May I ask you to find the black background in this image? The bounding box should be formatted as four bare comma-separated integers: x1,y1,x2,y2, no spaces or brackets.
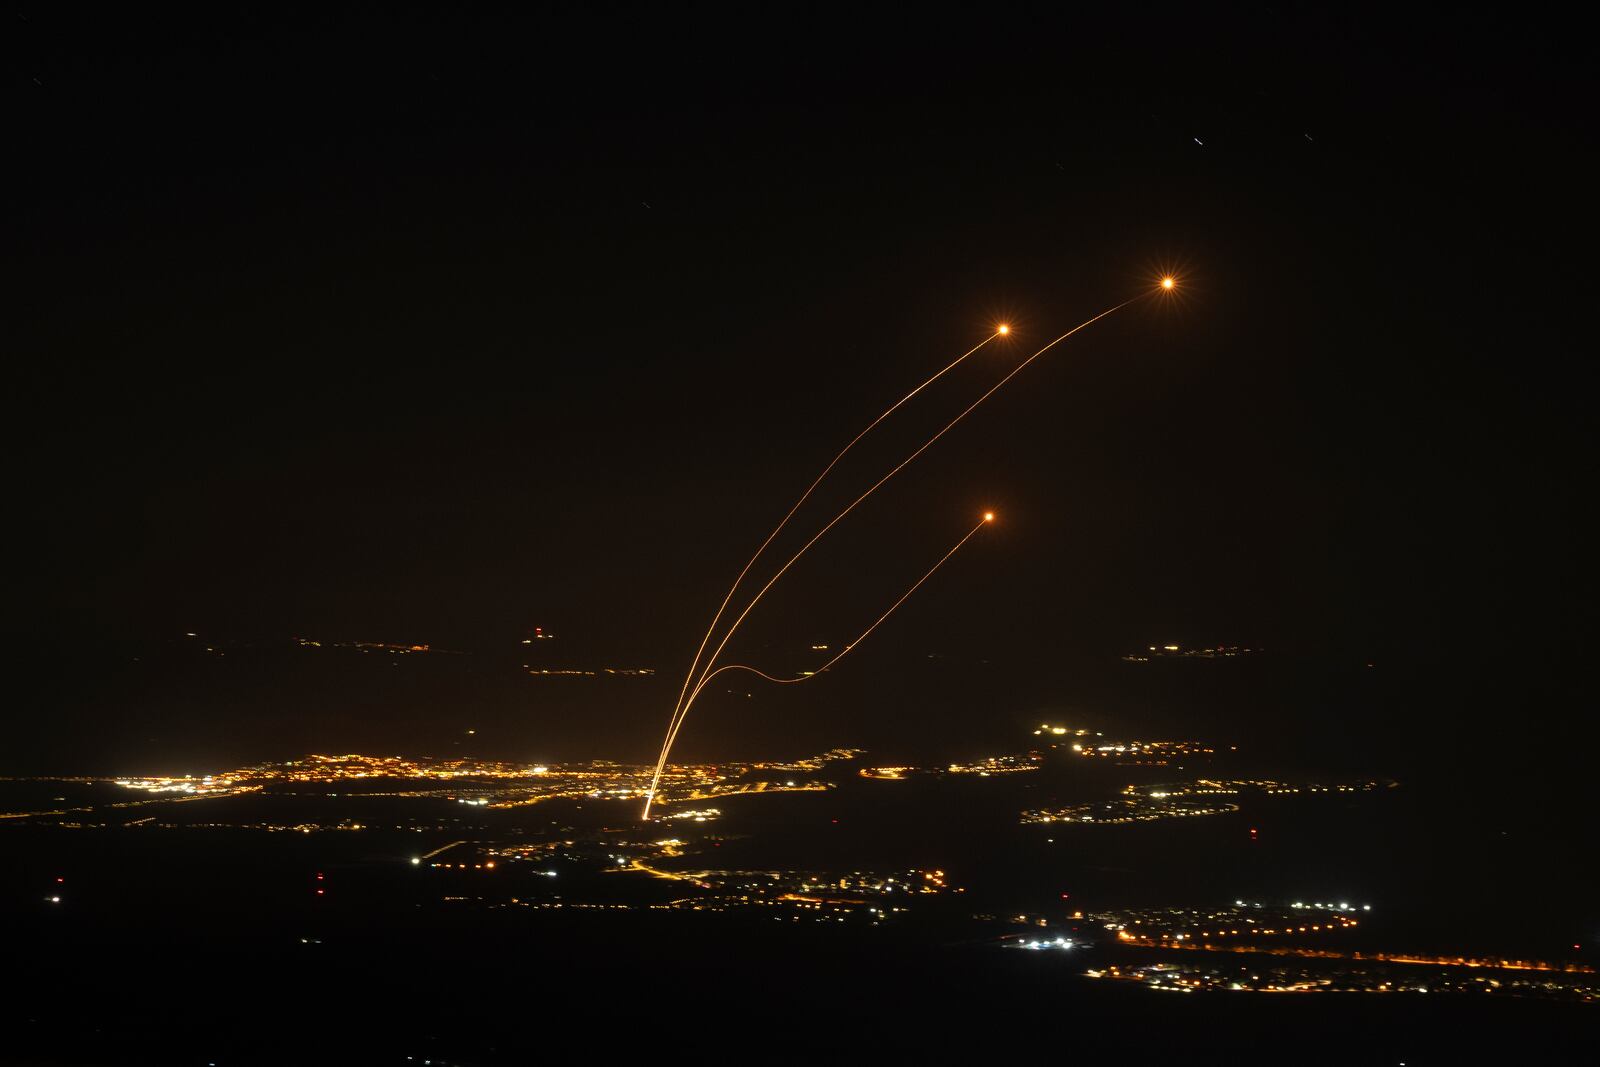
8,8,1593,792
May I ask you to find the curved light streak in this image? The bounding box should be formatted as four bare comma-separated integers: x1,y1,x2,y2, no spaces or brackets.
660,331,1002,763
643,292,1148,817
644,516,987,818
688,516,987,701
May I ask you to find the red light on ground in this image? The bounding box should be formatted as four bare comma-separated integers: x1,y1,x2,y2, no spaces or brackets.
316,873,324,880
315,889,325,895
56,877,65,883
1249,828,1258,839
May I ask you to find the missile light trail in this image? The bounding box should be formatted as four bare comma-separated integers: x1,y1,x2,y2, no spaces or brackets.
643,514,991,820
660,331,1008,745
672,292,1145,703
685,515,990,705
644,285,1164,818
650,329,1009,810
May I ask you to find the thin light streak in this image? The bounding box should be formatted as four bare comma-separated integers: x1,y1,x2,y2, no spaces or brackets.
662,331,1001,744
644,292,1149,818
689,516,987,700
677,296,1138,711
650,331,1003,810
646,516,988,819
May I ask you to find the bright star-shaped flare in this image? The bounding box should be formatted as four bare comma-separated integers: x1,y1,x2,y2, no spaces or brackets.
996,324,1010,336
983,511,995,523
1161,276,1175,290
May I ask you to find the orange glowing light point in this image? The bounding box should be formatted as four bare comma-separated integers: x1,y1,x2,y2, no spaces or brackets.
983,512,995,522
1161,276,1175,290
996,324,1010,336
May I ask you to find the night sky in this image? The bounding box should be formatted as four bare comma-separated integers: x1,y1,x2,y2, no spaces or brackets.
8,10,1591,783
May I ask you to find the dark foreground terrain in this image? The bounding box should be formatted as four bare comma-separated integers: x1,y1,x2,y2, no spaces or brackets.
9,907,1593,1065
5,797,1593,1066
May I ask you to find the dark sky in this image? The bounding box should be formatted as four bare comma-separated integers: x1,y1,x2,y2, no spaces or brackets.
7,9,1592,775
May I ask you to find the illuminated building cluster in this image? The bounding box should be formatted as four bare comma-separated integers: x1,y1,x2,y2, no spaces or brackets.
751,748,863,772
997,896,1597,1003
113,753,552,794
946,754,1040,775
1069,740,1216,764
1021,794,1237,825
1085,962,1597,1001
656,807,720,822
651,867,952,923
858,755,1039,779
137,819,369,833
1030,724,1222,765
1130,936,1598,974
1032,724,1099,739
101,752,840,802
420,829,955,926
1013,937,1077,951
1120,644,1258,662
294,637,433,654
2,750,851,828
652,778,831,807
1021,777,1393,825
1094,901,1369,945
